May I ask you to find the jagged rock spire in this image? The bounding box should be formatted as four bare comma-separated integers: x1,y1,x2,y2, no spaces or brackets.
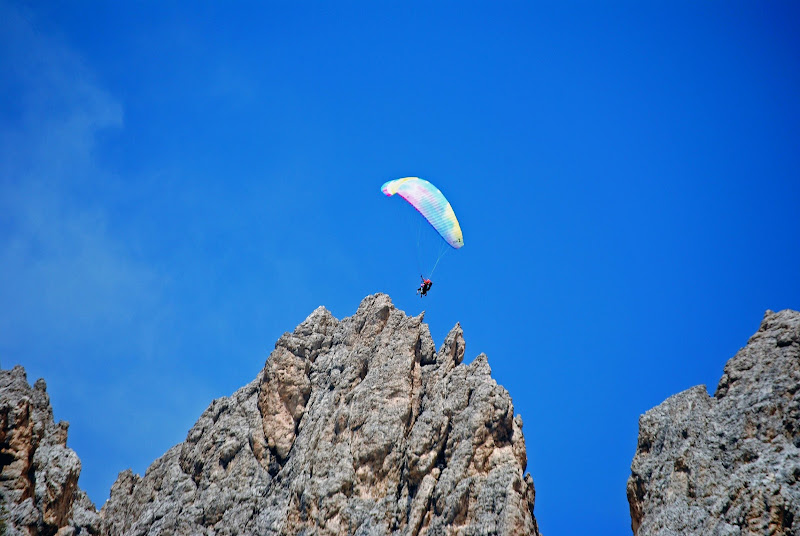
0,365,99,535
99,294,540,535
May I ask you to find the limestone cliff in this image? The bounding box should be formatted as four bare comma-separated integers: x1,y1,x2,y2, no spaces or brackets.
0,365,99,536
627,309,800,535
99,293,540,535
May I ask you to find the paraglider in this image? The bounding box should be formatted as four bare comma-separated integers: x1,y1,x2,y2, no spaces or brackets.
381,177,463,296
417,276,433,297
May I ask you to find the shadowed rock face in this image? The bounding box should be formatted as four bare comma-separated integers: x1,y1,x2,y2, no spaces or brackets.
628,309,800,536
0,365,99,536
100,293,540,535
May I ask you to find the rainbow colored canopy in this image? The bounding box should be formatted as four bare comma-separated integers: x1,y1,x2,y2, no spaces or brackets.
381,177,464,249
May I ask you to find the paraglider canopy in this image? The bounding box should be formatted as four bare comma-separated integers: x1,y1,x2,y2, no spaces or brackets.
381,177,464,249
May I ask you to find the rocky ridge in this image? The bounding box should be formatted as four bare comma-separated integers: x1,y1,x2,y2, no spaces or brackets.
7,293,796,536
0,365,99,536
98,293,539,535
627,309,800,535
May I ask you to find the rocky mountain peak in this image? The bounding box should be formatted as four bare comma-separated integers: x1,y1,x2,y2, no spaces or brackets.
0,365,99,536
99,293,540,535
627,309,800,536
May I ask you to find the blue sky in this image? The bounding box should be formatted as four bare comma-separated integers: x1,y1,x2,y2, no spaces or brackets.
1,2,798,534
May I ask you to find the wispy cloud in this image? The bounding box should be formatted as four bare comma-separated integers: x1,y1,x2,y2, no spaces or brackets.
0,1,185,503
0,3,164,366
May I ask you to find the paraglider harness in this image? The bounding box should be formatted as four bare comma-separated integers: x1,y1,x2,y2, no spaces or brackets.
417,276,433,297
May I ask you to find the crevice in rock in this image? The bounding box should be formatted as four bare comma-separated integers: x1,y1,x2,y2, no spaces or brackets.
436,421,453,472
406,342,424,436
0,450,14,473
783,506,795,530
25,450,36,501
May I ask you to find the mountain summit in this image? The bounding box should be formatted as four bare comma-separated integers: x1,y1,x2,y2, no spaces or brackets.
100,293,539,535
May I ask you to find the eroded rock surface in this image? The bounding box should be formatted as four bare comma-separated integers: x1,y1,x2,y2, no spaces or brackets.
628,309,800,536
100,293,540,535
0,365,99,536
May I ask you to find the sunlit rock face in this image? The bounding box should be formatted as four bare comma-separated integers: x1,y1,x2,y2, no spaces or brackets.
628,309,800,536
100,293,540,535
0,365,100,536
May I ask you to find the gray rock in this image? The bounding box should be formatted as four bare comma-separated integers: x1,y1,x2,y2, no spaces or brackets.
0,365,100,535
628,309,800,536
100,293,540,535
